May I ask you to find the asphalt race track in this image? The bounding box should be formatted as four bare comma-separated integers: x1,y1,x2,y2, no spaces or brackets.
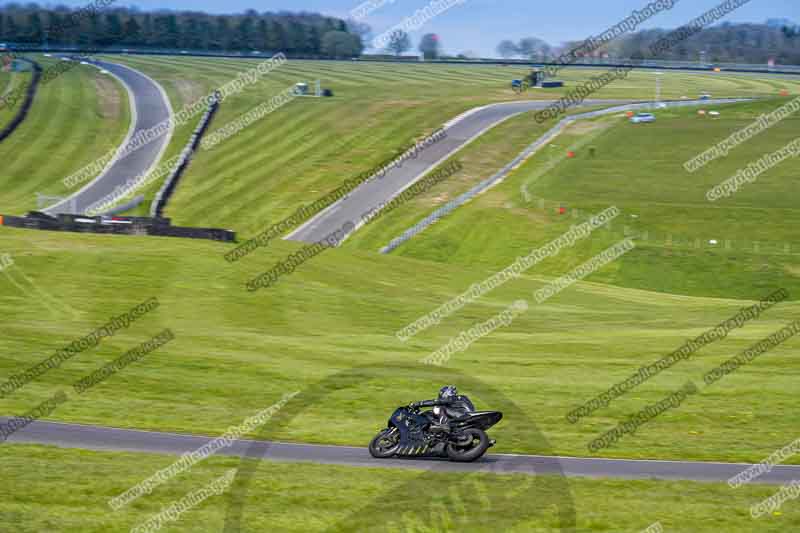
286,98,740,245
6,418,800,484
286,99,642,244
44,59,172,215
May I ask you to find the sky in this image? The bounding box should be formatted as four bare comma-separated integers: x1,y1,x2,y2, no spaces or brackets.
28,0,800,57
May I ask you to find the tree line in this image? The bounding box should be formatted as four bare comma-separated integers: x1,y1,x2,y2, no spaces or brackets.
383,30,444,59
498,21,800,65
0,4,364,57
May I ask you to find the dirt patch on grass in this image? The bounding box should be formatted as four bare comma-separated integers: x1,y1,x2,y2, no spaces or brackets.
784,264,800,277
174,79,204,107
566,118,617,136
425,192,451,206
93,75,122,119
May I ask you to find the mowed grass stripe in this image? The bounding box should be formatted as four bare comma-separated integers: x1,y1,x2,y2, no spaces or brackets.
171,97,468,233
109,56,245,96
310,63,459,85
52,67,128,195
176,104,344,224
386,99,800,299
0,71,26,129
110,56,239,99
0,71,11,94
93,56,800,232
0,60,129,213
178,98,432,230
1,224,799,465
2,65,88,204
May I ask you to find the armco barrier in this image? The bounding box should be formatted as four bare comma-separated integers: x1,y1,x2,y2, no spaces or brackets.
151,95,220,218
0,58,42,143
0,212,235,242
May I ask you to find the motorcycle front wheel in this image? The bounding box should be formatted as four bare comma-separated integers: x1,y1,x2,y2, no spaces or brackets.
369,427,400,458
446,428,490,462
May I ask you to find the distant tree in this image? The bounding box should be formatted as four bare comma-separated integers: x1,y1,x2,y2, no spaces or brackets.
264,20,286,52
5,15,18,41
497,39,518,58
236,15,255,49
166,14,180,48
197,17,213,50
518,36,551,60
256,18,268,49
141,13,153,46
346,19,371,41
306,24,321,54
213,16,230,50
103,12,122,46
25,11,42,43
122,17,141,45
87,13,102,46
45,11,62,41
0,6,369,57
181,15,201,49
419,33,440,59
286,20,306,53
386,29,411,56
321,30,362,58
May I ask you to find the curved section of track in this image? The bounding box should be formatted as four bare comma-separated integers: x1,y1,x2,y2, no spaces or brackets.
287,98,747,245
5,418,800,484
286,99,638,244
45,59,172,215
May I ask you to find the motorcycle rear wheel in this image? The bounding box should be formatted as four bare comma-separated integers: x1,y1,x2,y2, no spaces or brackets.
369,427,400,458
446,428,490,462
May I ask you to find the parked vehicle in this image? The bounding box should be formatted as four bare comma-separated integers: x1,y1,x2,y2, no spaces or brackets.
630,112,656,124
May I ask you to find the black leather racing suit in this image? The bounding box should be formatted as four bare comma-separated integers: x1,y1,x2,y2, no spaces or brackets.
412,395,476,424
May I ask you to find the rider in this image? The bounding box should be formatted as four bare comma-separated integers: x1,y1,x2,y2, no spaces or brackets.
410,385,475,426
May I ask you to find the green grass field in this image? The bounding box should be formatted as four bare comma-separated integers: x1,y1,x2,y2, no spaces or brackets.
0,223,797,464
95,56,800,234
0,69,25,129
2,56,800,532
2,444,797,533
346,98,800,300
0,55,130,214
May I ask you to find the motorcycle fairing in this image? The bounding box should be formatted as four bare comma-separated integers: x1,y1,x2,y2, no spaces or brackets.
389,407,432,457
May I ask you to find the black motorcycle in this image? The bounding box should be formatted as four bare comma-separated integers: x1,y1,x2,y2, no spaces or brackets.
369,403,502,462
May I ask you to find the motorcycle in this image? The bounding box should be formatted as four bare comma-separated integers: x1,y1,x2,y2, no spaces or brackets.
369,403,502,462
